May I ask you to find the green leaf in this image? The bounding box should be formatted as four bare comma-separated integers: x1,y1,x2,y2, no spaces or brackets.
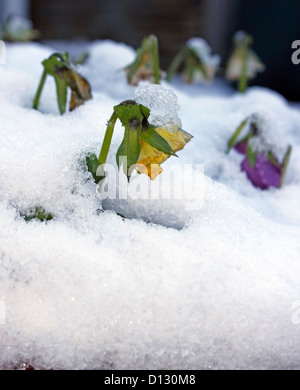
86,153,105,184
227,118,249,153
74,52,89,65
114,104,143,175
42,55,69,114
141,125,177,156
246,143,258,168
166,47,188,82
267,151,280,167
22,207,53,222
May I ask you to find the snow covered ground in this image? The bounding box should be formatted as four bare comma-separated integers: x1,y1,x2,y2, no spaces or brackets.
0,40,300,370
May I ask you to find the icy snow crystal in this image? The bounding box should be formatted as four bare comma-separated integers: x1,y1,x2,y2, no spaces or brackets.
135,82,182,129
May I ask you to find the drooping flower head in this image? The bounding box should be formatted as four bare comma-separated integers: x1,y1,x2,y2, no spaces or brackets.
227,113,292,189
0,15,39,42
86,84,192,183
125,35,161,86
166,37,220,83
33,52,92,114
226,31,265,93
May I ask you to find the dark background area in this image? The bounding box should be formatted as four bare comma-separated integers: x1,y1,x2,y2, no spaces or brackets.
235,0,300,101
3,0,300,100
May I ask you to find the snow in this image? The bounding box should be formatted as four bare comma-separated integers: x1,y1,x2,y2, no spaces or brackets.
135,82,182,129
186,37,220,68
0,40,300,370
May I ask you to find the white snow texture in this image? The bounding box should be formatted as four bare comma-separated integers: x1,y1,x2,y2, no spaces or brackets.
0,41,300,370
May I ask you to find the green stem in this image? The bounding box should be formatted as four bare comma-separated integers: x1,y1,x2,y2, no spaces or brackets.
185,53,198,83
98,100,138,165
238,48,248,93
33,70,47,110
227,118,249,153
127,47,143,83
98,112,118,165
280,145,292,188
166,47,187,82
152,36,160,84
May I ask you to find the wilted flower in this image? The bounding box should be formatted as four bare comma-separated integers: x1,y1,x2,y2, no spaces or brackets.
226,31,265,93
166,37,220,83
0,15,39,42
33,52,92,115
135,125,193,180
86,100,192,183
125,35,161,86
227,115,292,189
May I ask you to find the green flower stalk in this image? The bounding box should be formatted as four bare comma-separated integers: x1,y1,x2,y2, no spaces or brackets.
166,37,220,83
33,52,92,115
226,31,265,93
86,100,192,183
125,35,161,85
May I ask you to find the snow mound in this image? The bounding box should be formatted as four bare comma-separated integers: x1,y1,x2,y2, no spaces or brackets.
0,42,300,370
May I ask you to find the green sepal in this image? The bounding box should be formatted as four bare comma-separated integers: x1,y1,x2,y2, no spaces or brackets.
114,104,143,176
246,143,258,168
141,125,177,156
42,53,70,77
86,153,105,184
139,104,150,119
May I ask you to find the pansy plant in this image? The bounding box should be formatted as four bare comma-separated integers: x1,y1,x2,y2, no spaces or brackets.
125,35,161,85
166,37,220,83
33,52,92,114
0,15,39,42
20,207,53,223
86,100,192,184
227,114,292,189
226,32,265,93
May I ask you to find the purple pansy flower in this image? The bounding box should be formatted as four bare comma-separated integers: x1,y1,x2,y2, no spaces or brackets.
240,150,282,190
234,141,247,155
228,116,292,190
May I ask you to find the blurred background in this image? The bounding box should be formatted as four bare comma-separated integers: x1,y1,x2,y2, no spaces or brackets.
0,0,300,101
